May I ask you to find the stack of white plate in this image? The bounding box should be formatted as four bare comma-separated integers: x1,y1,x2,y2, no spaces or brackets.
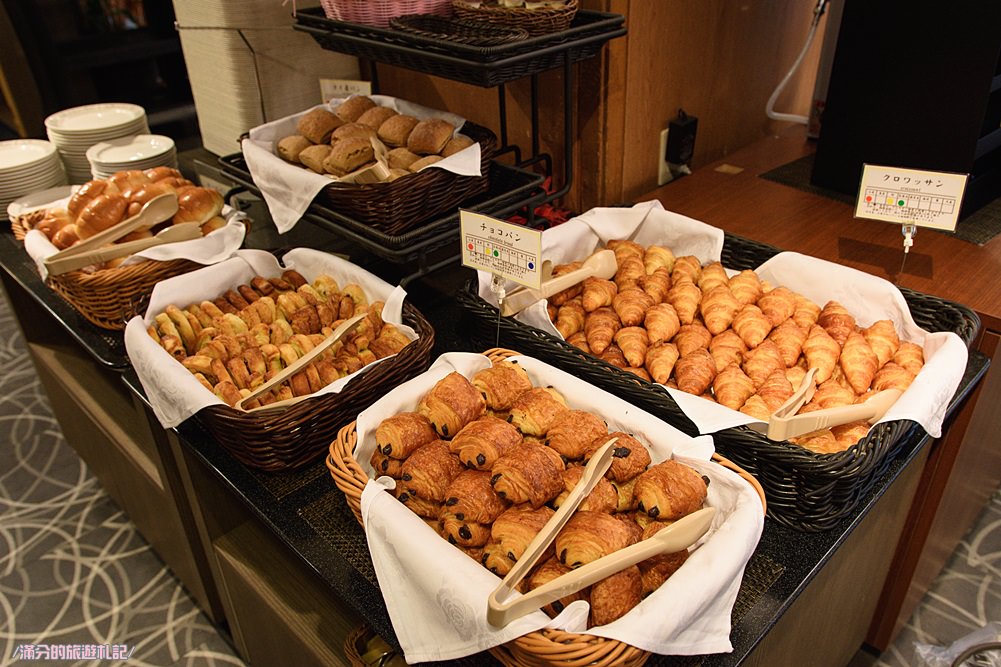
86,134,178,179
45,103,149,183
0,139,67,215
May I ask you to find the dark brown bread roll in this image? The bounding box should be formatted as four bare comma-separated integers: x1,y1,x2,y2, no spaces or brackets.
296,108,342,144
377,114,419,147
406,118,455,155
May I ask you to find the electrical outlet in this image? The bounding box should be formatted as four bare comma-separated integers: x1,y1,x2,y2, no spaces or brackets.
658,128,672,186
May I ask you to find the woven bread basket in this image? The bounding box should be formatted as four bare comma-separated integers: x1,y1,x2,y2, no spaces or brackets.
12,210,202,330
326,347,767,666
451,0,578,35
320,0,452,27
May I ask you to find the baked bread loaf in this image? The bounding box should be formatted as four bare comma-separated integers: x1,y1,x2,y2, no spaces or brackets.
332,122,377,143
297,108,342,144
335,95,376,122
298,144,331,173
108,169,151,198
555,510,641,568
407,118,455,155
509,386,568,436
68,179,120,220
377,114,419,147
145,166,183,183
443,469,509,524
76,194,128,239
485,505,555,572
387,147,420,171
544,409,607,461
589,565,643,626
441,134,474,157
173,187,224,225
634,460,708,520
399,440,464,502
323,137,374,176
356,105,398,131
277,135,313,164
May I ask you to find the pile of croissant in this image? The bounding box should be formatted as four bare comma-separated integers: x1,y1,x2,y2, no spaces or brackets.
32,167,227,270
544,240,926,455
370,361,710,629
145,269,412,409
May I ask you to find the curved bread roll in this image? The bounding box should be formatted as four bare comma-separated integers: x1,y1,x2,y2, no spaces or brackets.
375,411,437,459
418,372,486,438
471,360,533,412
443,469,509,524
448,415,522,470
544,410,607,461
486,505,556,572
552,465,618,514
490,441,564,508
555,510,641,568
399,440,464,503
509,386,569,437
583,431,651,483
528,557,590,618
590,565,643,626
634,459,708,520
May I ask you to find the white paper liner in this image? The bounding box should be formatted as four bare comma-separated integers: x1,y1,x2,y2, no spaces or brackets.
354,351,765,663
242,94,483,233
476,201,968,439
124,248,417,429
21,188,248,281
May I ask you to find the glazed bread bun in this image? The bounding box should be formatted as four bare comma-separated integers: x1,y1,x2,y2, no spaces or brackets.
200,215,227,235
172,187,224,225
407,118,455,155
334,95,376,123
52,224,80,250
108,169,152,198
144,166,183,183
76,194,128,239
35,208,73,240
126,181,178,217
67,179,121,219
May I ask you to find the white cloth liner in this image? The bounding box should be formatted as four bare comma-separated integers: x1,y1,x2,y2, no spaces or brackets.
242,94,482,233
476,201,968,439
124,247,416,428
20,187,248,281
355,351,765,663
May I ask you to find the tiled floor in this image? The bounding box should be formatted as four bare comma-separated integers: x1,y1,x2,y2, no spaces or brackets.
1,286,999,667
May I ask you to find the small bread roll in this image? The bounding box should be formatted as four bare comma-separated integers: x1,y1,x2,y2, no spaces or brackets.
299,144,332,173
355,106,398,131
201,216,227,235
333,122,377,143
108,170,151,198
387,147,421,170
76,194,128,239
323,137,374,176
144,166,183,182
277,135,314,163
35,208,72,239
296,108,342,144
407,118,455,155
173,187,224,225
385,167,410,182
67,179,120,219
442,134,475,157
335,95,376,123
409,155,443,172
52,223,80,250
378,114,419,147
126,181,177,217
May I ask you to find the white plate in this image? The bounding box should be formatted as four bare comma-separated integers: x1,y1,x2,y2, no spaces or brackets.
0,140,57,172
86,134,175,166
48,120,149,143
6,184,77,221
45,103,146,134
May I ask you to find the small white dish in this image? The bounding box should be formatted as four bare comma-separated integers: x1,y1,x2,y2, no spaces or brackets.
45,103,146,134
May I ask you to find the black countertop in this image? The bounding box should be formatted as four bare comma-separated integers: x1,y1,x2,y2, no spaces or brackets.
1,224,990,665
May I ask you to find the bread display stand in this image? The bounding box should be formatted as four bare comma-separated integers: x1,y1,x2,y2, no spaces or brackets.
327,348,766,665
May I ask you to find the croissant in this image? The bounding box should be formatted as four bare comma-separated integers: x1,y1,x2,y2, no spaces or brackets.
786,364,807,390
398,440,464,502
840,331,878,394
552,465,618,513
583,431,652,483
694,261,726,293
395,485,443,519
614,326,650,368
644,341,680,384
800,378,856,412
739,394,771,421
673,322,712,357
732,303,773,348
756,369,795,411
369,449,405,479
418,372,486,438
671,255,701,285
449,415,523,469
375,412,438,459
894,341,925,375
728,270,763,305
490,441,565,507
509,387,569,437
553,299,587,339
709,329,747,373
443,469,509,524
675,349,717,395
547,261,584,306
614,255,646,288
872,361,916,392
607,238,645,262
555,510,641,568
634,460,708,520
566,331,590,354
600,344,628,369
590,565,643,627
789,428,841,454
742,339,785,388
757,286,797,327
638,522,691,595
611,477,638,512
666,278,701,325
831,420,871,449
545,409,608,461
638,266,671,304
791,293,821,330
487,505,556,570
439,512,492,548
818,300,856,346
700,284,742,335
713,363,756,410
863,319,901,368
581,277,617,312
643,302,681,345
584,307,621,355
643,244,675,275
623,366,652,382
528,557,590,618
802,324,841,383
613,287,655,327
768,319,808,368
471,360,534,413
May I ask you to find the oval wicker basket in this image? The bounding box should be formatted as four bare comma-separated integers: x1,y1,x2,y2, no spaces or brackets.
451,0,578,35
12,210,202,330
321,0,452,27
326,347,767,666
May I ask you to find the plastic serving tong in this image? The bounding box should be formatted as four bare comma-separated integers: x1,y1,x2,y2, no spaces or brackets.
500,250,618,317
486,438,716,627
747,367,903,441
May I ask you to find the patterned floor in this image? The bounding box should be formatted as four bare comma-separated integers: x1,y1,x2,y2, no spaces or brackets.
1,286,999,667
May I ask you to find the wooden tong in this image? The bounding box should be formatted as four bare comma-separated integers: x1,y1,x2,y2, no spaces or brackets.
500,250,618,317
486,438,716,627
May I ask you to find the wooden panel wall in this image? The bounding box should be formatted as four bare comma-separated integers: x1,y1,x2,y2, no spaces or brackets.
372,0,825,212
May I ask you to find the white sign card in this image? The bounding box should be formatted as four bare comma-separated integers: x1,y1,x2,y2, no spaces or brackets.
854,164,969,231
460,210,543,289
320,79,372,103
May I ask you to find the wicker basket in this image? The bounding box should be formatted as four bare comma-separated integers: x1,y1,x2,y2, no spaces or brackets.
12,210,202,330
326,347,767,667
451,0,578,35
321,0,452,27
455,234,981,532
307,120,496,235
199,300,435,472
389,14,530,46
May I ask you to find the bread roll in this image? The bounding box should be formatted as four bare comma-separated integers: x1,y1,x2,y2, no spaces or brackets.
355,105,398,131
76,194,128,239
67,179,120,219
299,144,332,173
377,114,419,147
201,216,227,235
323,137,374,176
144,166,183,183
334,95,376,122
173,187,224,225
409,155,443,172
441,134,474,157
52,224,80,250
35,208,72,239
108,170,151,198
407,118,455,155
385,168,410,182
296,108,342,144
126,181,177,217
277,135,313,163
387,147,420,170
332,122,377,142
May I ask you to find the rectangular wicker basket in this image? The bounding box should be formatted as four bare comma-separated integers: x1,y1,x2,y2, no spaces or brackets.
455,234,981,532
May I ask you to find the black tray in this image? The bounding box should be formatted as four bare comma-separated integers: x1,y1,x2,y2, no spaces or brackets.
217,153,546,265
456,232,981,532
293,7,626,87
